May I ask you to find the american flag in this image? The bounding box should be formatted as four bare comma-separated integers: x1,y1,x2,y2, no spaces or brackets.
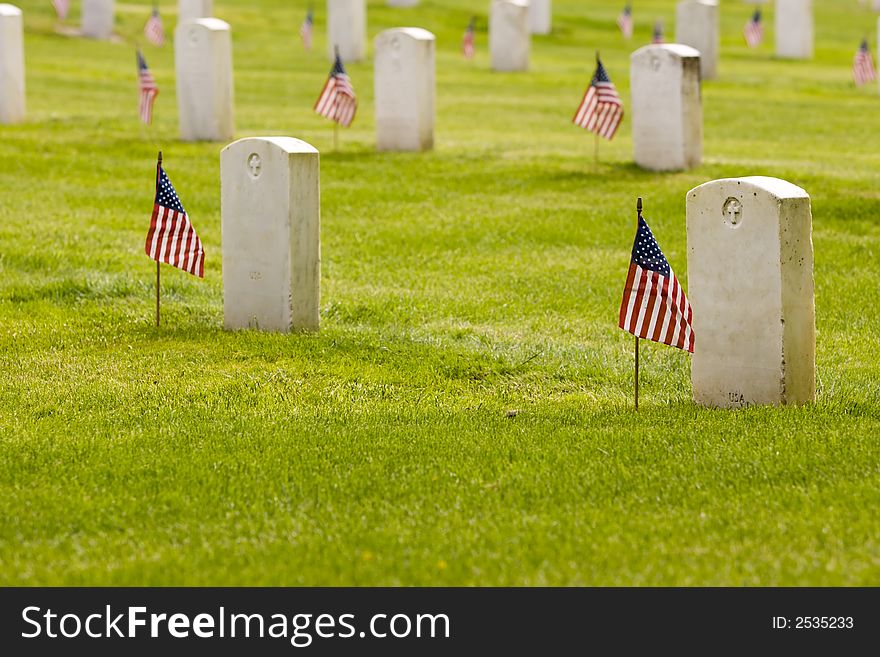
145,159,205,278
144,7,165,47
853,39,876,86
619,212,694,353
136,50,159,125
744,10,763,48
52,0,69,21
617,5,633,40
652,21,664,44
573,58,624,141
462,17,476,59
300,7,314,51
314,53,357,128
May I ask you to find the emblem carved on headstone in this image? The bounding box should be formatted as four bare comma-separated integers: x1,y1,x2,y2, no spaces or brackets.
722,197,742,227
247,153,262,178
650,54,661,71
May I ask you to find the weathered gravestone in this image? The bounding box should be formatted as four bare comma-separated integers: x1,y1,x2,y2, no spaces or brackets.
490,0,530,72
175,18,234,142
81,0,114,40
687,177,815,408
178,0,213,23
327,0,366,63
675,0,719,80
0,4,24,125
221,137,321,333
374,28,435,152
775,0,813,59
630,44,702,171
387,0,418,6
528,0,552,35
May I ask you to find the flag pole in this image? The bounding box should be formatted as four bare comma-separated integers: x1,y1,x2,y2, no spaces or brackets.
155,150,162,328
635,197,642,410
594,50,600,166
333,45,340,152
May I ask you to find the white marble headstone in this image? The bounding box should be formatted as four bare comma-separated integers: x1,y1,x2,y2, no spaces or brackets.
630,44,702,171
775,0,813,59
178,0,213,23
687,177,815,407
221,137,321,333
528,0,552,35
375,28,435,152
327,0,366,63
675,0,719,80
0,4,25,125
175,18,234,142
490,0,530,72
387,0,418,6
81,0,114,40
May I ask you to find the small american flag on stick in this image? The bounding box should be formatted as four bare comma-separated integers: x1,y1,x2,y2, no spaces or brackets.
145,155,205,279
617,5,633,39
144,7,165,47
314,52,357,128
853,39,876,86
573,57,624,141
136,49,159,125
462,17,476,59
52,0,69,21
652,21,664,44
744,10,763,48
618,203,694,353
300,7,314,51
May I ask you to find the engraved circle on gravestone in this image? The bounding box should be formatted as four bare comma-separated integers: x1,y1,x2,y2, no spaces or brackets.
650,54,661,71
247,153,262,179
723,197,742,228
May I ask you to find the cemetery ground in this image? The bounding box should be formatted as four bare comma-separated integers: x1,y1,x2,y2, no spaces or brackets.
1,0,879,586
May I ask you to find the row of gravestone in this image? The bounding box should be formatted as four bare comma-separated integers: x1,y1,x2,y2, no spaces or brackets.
221,137,815,409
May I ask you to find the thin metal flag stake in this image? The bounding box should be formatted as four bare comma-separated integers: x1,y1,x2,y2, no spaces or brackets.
333,45,340,152
634,197,642,410
594,51,601,166
155,150,162,327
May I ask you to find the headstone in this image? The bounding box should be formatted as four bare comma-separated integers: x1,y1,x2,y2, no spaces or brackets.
81,0,114,40
221,137,321,333
528,0,551,35
327,0,366,63
630,44,702,171
374,28,435,152
490,0,530,72
179,0,213,23
0,4,25,125
775,0,813,59
686,177,815,408
675,0,719,80
387,0,418,6
873,0,880,11
175,18,234,142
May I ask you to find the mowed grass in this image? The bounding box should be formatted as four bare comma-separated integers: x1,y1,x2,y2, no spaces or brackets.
1,0,879,586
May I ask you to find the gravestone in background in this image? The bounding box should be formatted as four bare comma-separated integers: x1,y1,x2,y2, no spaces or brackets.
776,0,813,59
387,0,418,6
687,177,815,408
175,18,234,142
81,0,114,40
675,0,719,80
490,0,530,72
630,44,702,171
179,0,213,23
375,28,435,152
221,137,321,333
528,0,551,36
0,4,25,125
327,0,366,63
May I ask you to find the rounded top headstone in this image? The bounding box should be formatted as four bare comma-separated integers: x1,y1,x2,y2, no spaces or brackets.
223,136,319,156
494,0,529,8
178,17,231,33
375,27,435,43
0,4,22,16
688,177,809,201
631,43,701,62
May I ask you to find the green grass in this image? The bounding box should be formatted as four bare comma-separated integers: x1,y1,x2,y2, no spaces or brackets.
1,0,879,586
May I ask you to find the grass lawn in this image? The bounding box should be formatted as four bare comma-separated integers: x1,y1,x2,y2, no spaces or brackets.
1,0,879,586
